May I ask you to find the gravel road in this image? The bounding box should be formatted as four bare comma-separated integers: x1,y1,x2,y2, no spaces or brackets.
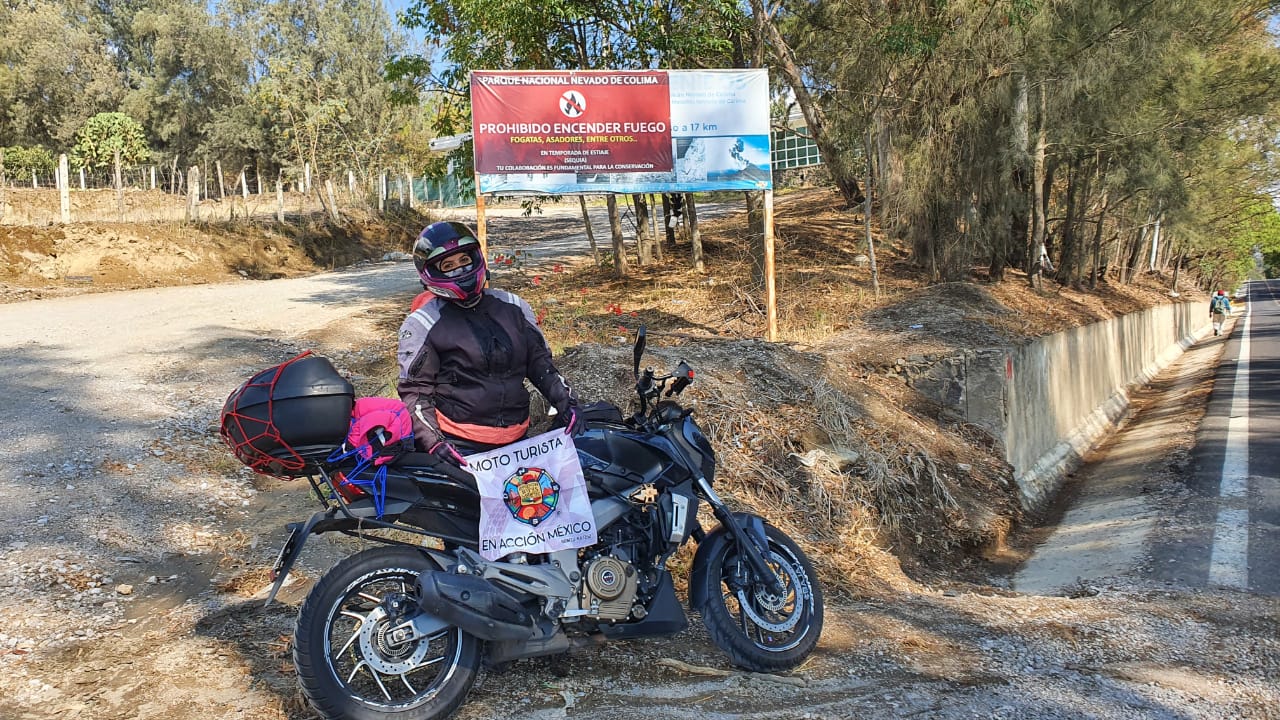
1,258,1277,720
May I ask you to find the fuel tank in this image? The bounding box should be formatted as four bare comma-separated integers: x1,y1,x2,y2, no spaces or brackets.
573,424,692,496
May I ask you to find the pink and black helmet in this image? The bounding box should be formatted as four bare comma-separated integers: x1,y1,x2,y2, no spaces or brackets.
413,221,487,304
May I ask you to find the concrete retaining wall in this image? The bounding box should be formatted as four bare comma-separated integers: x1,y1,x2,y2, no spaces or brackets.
903,301,1207,509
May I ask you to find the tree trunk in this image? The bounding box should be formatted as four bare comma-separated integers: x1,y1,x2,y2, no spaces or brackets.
648,194,663,262
1028,81,1048,289
633,194,652,265
1055,162,1080,286
746,191,766,285
1089,191,1110,288
607,195,628,277
661,193,676,247
748,0,863,208
864,131,880,299
687,193,704,272
998,73,1031,283
579,195,601,266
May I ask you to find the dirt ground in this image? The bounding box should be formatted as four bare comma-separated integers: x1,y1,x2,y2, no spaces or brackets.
2,187,1274,720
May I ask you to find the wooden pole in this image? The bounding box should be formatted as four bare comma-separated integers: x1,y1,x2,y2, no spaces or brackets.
405,172,414,209
32,170,37,189
475,190,488,260
276,175,285,222
304,162,312,193
58,154,70,224
186,165,200,221
150,166,156,190
325,179,339,222
256,164,263,196
0,148,6,222
80,167,86,190
215,160,226,200
348,170,356,199
763,189,777,342
378,171,386,212
113,149,124,222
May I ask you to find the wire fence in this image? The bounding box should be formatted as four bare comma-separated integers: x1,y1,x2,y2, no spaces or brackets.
0,160,474,226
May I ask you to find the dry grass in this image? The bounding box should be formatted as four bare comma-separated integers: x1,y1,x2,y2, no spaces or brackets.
497,186,1195,592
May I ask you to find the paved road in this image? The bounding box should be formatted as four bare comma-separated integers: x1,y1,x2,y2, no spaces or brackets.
1015,279,1280,598
1148,279,1280,595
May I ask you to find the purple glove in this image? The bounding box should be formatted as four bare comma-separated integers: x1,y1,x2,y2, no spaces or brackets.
561,408,584,437
429,441,468,468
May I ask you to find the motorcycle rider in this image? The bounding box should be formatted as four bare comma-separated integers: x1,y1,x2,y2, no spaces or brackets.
397,221,580,467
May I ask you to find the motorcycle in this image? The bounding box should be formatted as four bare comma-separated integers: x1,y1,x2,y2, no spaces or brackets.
260,327,824,720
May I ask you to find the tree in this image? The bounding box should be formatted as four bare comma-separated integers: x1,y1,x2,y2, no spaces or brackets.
0,0,122,148
72,113,151,170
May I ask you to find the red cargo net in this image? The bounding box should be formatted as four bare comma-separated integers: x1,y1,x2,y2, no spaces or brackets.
219,351,312,477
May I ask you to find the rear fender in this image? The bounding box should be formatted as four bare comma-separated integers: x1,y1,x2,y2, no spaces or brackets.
263,510,451,605
688,512,769,610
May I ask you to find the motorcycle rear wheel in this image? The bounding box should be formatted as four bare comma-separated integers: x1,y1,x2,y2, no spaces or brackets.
294,546,481,720
699,523,824,672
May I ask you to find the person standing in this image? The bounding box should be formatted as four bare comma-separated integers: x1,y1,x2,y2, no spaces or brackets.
1210,289,1233,336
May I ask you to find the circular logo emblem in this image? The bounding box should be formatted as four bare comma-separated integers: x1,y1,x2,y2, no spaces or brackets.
503,467,560,526
559,91,586,118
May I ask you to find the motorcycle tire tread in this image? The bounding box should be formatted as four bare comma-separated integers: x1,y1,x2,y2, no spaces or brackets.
698,523,824,673
293,545,483,720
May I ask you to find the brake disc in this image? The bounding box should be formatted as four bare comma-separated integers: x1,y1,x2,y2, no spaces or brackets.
357,606,433,675
734,552,803,634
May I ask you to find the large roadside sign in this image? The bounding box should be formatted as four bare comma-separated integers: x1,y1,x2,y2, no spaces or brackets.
470,69,771,195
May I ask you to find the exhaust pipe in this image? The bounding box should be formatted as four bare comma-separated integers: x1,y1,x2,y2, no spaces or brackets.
417,571,538,643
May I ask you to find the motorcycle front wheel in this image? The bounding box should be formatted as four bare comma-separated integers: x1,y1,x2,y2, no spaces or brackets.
698,522,824,672
294,546,481,720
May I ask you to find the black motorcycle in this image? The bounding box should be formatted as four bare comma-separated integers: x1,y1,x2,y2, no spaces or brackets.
253,328,824,720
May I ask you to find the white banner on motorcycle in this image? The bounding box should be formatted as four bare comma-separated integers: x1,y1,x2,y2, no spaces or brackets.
470,430,597,561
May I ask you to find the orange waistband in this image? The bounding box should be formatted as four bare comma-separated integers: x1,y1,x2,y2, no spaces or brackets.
436,410,529,445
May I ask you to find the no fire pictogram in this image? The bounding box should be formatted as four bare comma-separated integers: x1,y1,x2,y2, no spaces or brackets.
560,91,586,118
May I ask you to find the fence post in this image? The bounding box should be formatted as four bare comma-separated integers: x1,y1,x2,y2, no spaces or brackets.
150,166,156,190
186,165,200,221
348,170,355,199
276,175,285,222
304,162,312,193
215,160,226,200
405,172,415,209
325,179,339,222
378,171,386,213
0,148,6,222
113,149,124,222
79,167,85,190
32,170,37,189
59,154,70,224
256,165,263,196
239,169,249,200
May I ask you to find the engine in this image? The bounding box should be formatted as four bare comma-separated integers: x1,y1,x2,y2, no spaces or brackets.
579,553,640,622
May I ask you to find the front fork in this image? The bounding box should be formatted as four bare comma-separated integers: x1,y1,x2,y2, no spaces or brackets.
695,477,785,595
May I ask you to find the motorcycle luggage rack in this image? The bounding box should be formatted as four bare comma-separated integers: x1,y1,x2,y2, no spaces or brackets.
296,462,479,550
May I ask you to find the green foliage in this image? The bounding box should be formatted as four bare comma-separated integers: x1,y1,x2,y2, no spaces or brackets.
72,113,151,169
0,146,55,176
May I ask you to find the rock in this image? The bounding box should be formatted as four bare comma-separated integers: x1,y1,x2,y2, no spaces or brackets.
115,584,133,596
853,254,870,266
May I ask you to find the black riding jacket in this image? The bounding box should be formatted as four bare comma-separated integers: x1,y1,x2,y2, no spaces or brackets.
396,289,577,450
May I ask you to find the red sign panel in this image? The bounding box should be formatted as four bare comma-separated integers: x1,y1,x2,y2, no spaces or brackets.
471,71,673,175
